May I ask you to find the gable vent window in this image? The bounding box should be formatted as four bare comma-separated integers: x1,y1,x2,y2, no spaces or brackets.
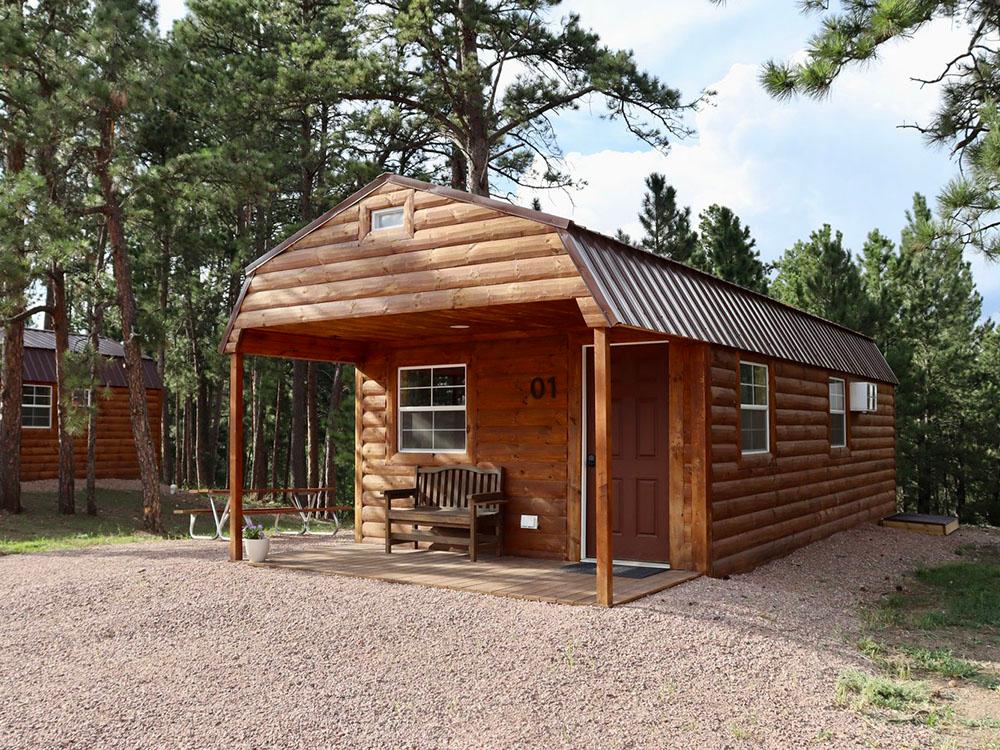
739,362,769,454
371,206,404,231
829,377,846,448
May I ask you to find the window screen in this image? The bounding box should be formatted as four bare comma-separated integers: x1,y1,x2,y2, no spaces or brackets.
22,384,52,428
740,362,769,453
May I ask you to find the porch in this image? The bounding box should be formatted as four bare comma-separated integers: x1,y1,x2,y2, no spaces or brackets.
259,540,700,606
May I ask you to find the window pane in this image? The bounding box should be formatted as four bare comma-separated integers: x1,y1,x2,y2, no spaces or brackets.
432,367,465,387
401,411,433,431
399,387,431,407
741,408,767,452
400,369,431,388
434,411,465,430
829,380,845,412
740,364,767,406
432,430,466,451
831,413,846,447
372,207,404,230
400,430,433,451
432,386,465,406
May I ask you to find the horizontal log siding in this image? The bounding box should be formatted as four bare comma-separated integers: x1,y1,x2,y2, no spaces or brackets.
708,348,896,576
358,333,571,560
226,183,590,350
20,384,162,481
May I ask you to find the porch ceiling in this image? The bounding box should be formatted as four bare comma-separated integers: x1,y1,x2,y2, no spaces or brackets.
260,298,589,344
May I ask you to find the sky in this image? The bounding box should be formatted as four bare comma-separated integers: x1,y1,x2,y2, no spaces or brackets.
155,0,999,319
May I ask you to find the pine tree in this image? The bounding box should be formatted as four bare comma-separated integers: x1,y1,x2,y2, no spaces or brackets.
697,204,768,293
638,173,704,266
771,225,872,333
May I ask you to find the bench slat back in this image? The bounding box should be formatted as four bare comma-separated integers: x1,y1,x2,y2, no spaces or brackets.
416,465,502,509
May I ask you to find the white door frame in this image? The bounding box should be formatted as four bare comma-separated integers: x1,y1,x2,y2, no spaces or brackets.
579,340,671,569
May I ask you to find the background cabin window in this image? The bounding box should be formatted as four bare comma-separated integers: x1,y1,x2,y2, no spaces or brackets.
398,365,466,452
829,377,847,448
740,362,769,453
371,206,404,231
22,384,52,428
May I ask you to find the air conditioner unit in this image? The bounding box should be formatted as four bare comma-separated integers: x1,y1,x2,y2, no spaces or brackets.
850,382,878,413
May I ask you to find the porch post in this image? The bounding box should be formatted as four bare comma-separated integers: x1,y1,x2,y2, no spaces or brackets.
228,351,244,561
593,327,613,607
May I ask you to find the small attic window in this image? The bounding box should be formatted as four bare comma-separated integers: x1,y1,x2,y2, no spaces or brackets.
371,206,404,231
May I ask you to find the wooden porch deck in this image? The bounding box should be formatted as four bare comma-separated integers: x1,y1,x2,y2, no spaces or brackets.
258,542,700,606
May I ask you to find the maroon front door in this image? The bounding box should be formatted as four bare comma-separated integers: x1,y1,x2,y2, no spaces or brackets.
585,343,670,563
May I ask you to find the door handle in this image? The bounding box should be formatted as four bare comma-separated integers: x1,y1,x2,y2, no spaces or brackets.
586,453,596,467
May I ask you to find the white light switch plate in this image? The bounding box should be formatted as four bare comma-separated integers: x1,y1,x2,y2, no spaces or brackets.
520,514,539,530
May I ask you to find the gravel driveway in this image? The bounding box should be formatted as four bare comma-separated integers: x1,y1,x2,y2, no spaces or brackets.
0,524,990,749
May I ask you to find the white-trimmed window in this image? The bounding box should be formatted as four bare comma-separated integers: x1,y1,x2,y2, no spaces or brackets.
829,377,846,448
371,206,404,231
22,384,52,429
740,362,769,453
398,365,466,453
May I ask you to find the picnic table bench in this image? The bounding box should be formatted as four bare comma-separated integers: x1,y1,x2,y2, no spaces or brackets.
382,465,505,562
173,487,352,540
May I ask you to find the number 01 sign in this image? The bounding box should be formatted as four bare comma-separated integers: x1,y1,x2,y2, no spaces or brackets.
530,377,556,399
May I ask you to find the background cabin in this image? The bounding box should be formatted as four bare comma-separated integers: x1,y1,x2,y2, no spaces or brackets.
16,328,162,481
220,174,898,602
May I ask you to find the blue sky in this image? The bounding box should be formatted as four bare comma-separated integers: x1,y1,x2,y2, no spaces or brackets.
156,0,999,319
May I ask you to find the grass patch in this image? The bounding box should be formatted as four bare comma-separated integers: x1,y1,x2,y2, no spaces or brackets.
835,668,931,713
0,488,350,554
912,562,1000,629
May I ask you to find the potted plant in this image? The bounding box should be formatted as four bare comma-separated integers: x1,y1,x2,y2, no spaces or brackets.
243,520,270,563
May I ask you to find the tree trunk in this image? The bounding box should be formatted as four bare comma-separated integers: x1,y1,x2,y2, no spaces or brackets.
251,363,268,491
450,145,468,190
0,135,26,515
458,0,490,196
85,301,104,516
184,395,194,486
290,360,307,490
51,264,75,515
270,371,285,492
95,108,161,533
159,235,172,484
307,361,318,495
322,364,344,511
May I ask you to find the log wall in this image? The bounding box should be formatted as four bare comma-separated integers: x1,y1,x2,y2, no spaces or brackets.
20,382,163,481
708,348,896,577
357,333,572,559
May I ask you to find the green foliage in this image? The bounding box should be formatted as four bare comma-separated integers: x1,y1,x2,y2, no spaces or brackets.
638,173,705,266
771,224,872,332
350,0,700,194
697,204,769,293
760,2,1000,258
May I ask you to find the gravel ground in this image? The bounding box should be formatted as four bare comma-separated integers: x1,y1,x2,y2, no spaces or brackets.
1,523,993,750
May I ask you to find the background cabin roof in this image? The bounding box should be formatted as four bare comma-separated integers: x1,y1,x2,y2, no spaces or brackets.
21,328,163,389
228,174,897,385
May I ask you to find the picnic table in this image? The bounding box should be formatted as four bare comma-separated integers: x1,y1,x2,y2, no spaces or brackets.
172,487,352,540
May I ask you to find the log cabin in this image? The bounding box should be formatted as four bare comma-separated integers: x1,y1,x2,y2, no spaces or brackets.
16,328,163,480
220,174,898,605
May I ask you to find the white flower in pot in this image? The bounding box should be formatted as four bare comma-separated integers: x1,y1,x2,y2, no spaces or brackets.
243,520,270,563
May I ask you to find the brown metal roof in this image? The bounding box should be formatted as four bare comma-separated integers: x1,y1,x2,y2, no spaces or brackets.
561,228,898,384
224,174,897,384
22,329,163,389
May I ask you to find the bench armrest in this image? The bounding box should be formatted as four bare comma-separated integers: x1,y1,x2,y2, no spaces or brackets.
383,487,417,499
469,492,506,505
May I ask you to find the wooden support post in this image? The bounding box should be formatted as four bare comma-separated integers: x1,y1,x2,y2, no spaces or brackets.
593,327,613,607
228,352,245,561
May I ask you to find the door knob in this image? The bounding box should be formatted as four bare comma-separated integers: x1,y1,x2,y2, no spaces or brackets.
586,454,596,467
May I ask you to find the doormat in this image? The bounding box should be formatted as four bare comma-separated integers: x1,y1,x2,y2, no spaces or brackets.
560,562,663,579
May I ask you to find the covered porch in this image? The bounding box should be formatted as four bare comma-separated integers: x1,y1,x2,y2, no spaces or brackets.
258,539,700,606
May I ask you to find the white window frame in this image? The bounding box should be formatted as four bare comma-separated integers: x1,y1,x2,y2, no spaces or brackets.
739,361,769,455
371,206,405,232
397,364,467,454
22,384,53,429
829,377,847,448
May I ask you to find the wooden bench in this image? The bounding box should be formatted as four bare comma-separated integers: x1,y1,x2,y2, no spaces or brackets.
383,466,505,562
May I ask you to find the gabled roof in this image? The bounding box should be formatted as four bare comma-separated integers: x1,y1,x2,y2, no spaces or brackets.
226,174,897,384
22,328,162,389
